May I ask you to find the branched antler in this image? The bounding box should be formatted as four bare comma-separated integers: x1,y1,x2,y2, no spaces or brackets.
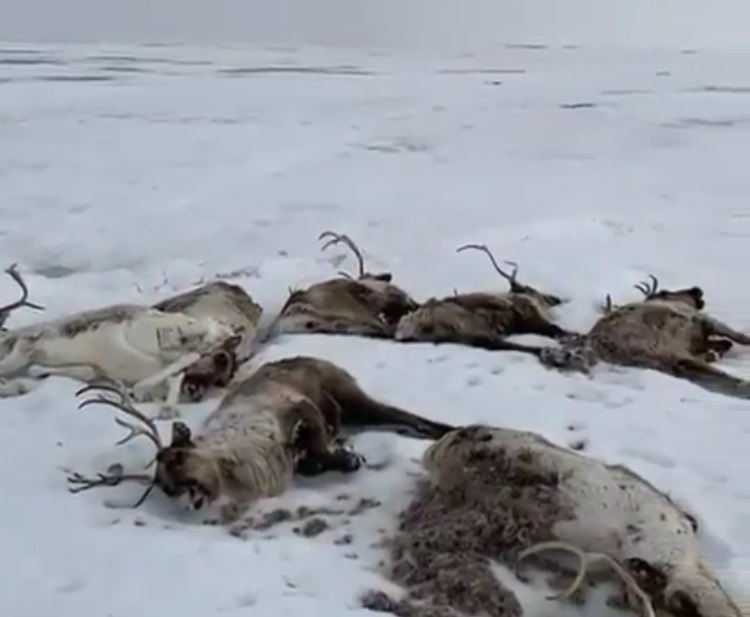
0,263,44,329
67,381,163,505
634,274,659,299
456,243,522,292
76,382,163,452
319,230,365,279
67,463,154,505
517,541,656,617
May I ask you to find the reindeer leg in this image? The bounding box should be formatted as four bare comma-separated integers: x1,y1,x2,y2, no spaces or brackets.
291,408,364,477
700,315,750,345
131,352,201,400
27,363,101,383
0,337,33,378
0,377,37,397
157,372,186,420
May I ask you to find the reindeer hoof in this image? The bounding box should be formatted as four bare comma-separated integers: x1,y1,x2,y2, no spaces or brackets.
334,448,366,473
157,404,181,420
219,501,242,524
0,378,30,397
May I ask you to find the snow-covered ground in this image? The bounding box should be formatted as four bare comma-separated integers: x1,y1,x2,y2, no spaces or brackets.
1,29,750,617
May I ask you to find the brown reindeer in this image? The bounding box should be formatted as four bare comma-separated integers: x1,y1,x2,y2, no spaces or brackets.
264,231,419,341
394,243,573,350
539,275,750,399
66,355,454,523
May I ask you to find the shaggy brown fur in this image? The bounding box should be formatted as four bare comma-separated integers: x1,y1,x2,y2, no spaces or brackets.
539,275,750,400
394,244,571,350
369,441,569,617
67,356,454,523
266,231,419,340
153,280,263,401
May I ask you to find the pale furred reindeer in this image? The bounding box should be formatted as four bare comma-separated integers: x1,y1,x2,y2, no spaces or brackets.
152,280,264,403
422,424,742,617
537,275,750,400
67,355,455,523
0,266,239,418
263,231,419,341
394,243,574,351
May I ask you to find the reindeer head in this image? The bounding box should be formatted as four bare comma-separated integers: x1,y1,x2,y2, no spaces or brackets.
600,275,705,315
67,382,224,511
659,566,742,617
455,244,563,308
153,422,222,510
0,263,44,330
636,275,705,310
181,339,240,402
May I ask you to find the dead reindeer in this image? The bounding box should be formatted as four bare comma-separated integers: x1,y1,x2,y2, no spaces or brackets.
421,424,741,617
539,274,750,400
152,280,263,402
394,243,573,351
0,263,44,330
0,271,240,416
66,355,455,523
264,231,419,341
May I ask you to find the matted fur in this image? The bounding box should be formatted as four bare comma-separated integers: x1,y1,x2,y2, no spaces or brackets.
0,298,237,415
267,231,419,340
154,280,262,341
395,244,570,349
153,280,263,399
538,277,750,400
416,424,741,617
69,356,455,523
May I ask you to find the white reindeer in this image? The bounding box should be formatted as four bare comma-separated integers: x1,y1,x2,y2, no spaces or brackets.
423,425,742,617
0,265,239,418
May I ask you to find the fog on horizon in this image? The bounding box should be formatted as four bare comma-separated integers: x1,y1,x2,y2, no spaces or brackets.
0,0,746,51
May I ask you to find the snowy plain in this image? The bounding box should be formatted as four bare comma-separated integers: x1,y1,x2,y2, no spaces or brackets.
2,8,750,617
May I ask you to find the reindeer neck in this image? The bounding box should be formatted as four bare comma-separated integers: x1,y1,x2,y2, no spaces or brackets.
195,417,295,500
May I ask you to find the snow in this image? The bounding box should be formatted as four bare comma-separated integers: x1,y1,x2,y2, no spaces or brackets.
1,6,750,615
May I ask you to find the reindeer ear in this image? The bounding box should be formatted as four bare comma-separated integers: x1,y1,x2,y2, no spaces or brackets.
373,273,393,283
170,421,194,448
688,286,704,298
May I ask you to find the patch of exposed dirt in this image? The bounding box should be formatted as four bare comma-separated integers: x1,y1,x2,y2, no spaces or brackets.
227,496,383,539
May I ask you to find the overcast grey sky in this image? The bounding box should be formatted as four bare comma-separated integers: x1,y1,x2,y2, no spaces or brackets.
0,0,744,50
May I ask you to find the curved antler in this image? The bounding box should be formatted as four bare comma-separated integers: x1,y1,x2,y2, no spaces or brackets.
318,230,365,278
456,243,521,290
0,263,44,328
76,382,164,452
517,541,656,617
67,381,163,504
634,274,659,298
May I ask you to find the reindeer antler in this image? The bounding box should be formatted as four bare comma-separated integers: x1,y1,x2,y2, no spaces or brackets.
318,230,365,279
517,541,656,617
599,293,615,314
0,263,44,328
67,381,163,505
634,274,659,298
456,243,522,291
